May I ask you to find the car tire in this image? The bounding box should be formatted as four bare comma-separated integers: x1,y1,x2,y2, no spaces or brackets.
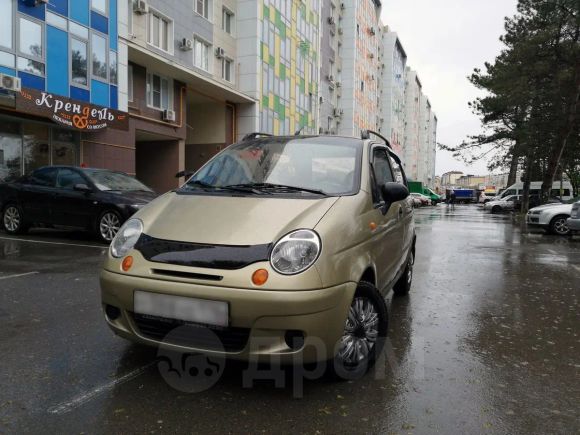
549,215,570,236
97,210,122,243
331,281,388,380
491,205,502,214
2,204,28,235
393,250,414,297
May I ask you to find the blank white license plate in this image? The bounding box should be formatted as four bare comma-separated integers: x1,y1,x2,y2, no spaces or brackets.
134,291,229,327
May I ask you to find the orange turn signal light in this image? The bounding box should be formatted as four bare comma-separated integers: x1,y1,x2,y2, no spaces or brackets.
369,221,377,231
252,269,269,286
122,256,133,272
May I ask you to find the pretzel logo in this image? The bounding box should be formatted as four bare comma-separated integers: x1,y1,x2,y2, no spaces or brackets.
73,107,90,129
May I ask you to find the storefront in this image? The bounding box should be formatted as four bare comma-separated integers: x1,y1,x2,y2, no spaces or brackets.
0,87,128,182
0,115,80,181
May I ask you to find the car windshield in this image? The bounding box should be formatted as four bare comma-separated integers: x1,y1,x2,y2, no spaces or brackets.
182,137,362,196
84,169,152,192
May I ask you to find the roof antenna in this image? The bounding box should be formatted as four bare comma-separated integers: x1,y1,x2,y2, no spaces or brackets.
294,126,305,136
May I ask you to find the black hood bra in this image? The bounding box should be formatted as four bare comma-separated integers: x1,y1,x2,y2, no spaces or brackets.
134,234,272,270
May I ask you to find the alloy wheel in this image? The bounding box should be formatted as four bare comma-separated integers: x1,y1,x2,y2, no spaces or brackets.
338,297,379,365
3,206,21,232
552,217,569,235
99,212,121,242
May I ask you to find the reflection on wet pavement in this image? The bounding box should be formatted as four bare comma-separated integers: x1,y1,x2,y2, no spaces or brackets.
0,205,578,434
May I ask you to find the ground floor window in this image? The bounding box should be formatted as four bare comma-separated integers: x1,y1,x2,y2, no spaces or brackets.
0,119,79,181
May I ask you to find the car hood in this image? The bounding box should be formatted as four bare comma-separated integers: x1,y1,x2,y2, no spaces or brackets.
530,203,572,213
102,190,158,204
134,192,340,245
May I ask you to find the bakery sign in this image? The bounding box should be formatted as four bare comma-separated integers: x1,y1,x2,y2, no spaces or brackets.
16,88,129,131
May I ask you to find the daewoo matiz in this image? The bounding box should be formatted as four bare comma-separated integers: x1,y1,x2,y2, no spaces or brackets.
101,132,416,377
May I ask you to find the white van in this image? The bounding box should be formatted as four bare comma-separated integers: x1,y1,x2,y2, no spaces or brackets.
496,181,574,201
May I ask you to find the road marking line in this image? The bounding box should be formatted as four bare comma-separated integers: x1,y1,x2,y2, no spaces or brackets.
0,236,106,249
0,271,39,280
47,361,157,415
547,249,558,255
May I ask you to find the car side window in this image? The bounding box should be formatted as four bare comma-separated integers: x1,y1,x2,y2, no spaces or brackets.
371,148,394,203
28,168,57,187
56,169,86,190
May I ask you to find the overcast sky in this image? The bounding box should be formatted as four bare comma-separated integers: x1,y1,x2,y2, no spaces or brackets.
380,0,518,176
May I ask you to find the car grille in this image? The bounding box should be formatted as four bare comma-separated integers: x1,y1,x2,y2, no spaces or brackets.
132,313,250,352
529,217,539,223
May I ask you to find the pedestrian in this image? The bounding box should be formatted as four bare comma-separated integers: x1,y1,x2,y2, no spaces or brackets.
448,189,456,209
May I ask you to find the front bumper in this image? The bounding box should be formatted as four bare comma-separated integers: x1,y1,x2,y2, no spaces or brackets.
567,217,580,231
100,269,357,364
526,213,550,227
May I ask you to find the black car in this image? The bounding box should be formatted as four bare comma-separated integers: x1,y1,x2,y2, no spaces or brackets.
0,166,157,243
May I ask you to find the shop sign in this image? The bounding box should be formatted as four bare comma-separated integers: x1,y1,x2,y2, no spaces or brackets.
16,88,129,131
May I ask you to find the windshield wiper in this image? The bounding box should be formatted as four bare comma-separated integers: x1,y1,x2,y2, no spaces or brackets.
184,180,258,194
225,183,329,196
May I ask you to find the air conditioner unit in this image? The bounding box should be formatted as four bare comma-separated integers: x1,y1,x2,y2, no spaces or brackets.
369,27,376,35
180,38,193,51
340,3,345,9
133,0,149,14
328,16,335,25
0,74,21,92
333,108,343,118
327,74,335,83
338,27,343,35
319,96,324,104
335,81,341,88
163,109,176,122
215,47,225,58
369,53,374,59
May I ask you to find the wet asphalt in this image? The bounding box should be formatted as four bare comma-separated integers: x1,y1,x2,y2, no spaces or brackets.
0,205,579,434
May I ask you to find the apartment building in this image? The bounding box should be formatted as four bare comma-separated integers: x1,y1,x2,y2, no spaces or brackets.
441,171,464,187
337,0,382,137
402,68,422,180
379,27,406,155
318,0,343,134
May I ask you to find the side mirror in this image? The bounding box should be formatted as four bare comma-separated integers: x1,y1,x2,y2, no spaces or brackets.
175,170,193,178
73,183,92,192
381,182,410,205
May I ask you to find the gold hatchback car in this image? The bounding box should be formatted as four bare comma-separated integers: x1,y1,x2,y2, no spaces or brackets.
101,131,416,376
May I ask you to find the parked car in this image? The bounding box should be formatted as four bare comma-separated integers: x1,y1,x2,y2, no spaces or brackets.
101,133,416,378
410,192,430,207
567,201,580,233
479,191,497,204
0,166,157,243
527,197,580,236
483,195,520,213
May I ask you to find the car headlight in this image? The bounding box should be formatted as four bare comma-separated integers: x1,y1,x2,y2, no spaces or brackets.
111,218,143,258
270,229,321,275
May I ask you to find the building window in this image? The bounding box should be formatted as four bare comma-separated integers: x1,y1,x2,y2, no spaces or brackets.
193,38,210,71
70,22,89,39
0,51,15,68
91,0,107,15
109,50,117,84
148,10,172,52
195,0,210,19
0,0,12,49
146,72,171,110
361,81,364,91
19,17,43,60
128,64,134,102
222,8,233,34
91,33,108,80
71,38,88,86
17,57,45,76
222,58,232,82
